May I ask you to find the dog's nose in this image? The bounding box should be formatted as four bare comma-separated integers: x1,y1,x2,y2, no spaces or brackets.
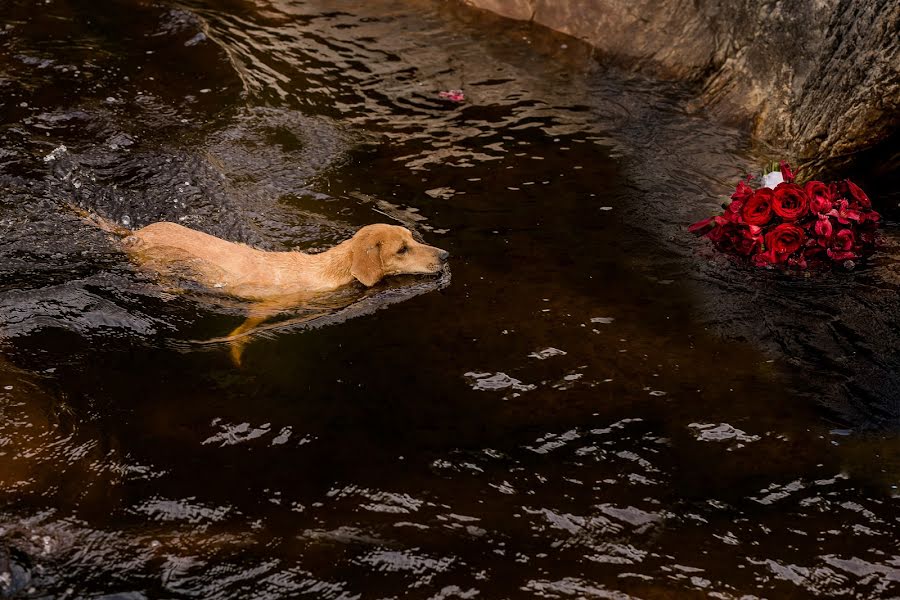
438,249,450,261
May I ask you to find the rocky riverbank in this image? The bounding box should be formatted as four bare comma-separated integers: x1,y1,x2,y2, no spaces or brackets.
464,0,899,176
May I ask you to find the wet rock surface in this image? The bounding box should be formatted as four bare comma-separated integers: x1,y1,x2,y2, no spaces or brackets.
466,0,900,170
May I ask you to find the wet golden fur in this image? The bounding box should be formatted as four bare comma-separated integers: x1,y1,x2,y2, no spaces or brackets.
125,221,447,299
72,208,448,364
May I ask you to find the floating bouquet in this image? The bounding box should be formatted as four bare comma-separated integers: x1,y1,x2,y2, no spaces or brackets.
689,162,880,269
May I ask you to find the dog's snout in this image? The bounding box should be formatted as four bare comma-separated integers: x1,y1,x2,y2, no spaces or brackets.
438,249,450,261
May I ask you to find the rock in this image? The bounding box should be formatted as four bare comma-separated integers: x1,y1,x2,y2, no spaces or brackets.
464,0,899,170
0,543,32,598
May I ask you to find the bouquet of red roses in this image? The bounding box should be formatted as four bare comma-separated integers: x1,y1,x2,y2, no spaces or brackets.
689,162,880,269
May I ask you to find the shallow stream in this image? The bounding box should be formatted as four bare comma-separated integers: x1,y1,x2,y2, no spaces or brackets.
1,1,899,598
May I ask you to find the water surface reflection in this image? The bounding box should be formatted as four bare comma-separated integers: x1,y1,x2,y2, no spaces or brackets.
1,0,898,598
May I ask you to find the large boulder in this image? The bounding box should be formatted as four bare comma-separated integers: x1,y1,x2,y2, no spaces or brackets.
464,0,899,170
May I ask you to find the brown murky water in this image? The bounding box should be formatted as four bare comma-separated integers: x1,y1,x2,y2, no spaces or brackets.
1,0,899,598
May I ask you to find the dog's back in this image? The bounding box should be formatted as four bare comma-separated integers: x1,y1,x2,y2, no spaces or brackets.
126,222,265,291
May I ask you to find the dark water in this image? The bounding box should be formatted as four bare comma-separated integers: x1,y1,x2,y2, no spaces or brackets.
1,0,899,598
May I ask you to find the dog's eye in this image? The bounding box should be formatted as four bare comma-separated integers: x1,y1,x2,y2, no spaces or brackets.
397,245,408,255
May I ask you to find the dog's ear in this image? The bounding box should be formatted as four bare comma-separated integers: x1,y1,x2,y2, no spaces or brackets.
350,241,384,287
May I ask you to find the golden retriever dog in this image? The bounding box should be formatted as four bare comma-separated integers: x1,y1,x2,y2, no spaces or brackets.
125,221,448,297
73,208,448,364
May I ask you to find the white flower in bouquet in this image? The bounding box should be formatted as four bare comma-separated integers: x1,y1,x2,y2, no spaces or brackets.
760,170,784,189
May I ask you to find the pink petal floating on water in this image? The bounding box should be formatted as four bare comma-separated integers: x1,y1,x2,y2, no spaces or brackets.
438,89,465,102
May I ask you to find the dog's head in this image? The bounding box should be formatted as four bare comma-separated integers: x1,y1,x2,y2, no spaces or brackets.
349,224,449,287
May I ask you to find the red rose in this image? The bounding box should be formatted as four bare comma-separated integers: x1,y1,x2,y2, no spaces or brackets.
731,180,754,203
772,183,810,221
804,181,833,214
860,209,881,225
814,215,833,240
826,228,858,262
688,215,717,235
840,180,871,209
706,223,734,252
752,248,777,266
734,225,763,256
832,228,856,251
723,197,745,224
826,199,861,224
699,222,757,256
765,223,806,260
779,161,795,183
707,223,735,250
828,249,857,262
741,188,774,226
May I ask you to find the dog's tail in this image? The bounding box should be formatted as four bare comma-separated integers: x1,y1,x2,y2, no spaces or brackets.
64,202,133,238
